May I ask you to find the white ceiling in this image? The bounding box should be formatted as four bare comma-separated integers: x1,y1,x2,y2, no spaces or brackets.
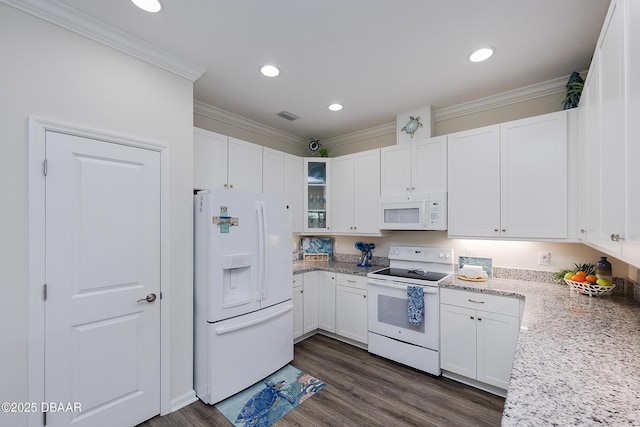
53,0,609,140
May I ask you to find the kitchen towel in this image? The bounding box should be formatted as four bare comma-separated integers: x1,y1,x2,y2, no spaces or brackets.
407,285,424,325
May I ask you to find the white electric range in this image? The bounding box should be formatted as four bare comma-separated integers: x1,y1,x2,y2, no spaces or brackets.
367,245,454,375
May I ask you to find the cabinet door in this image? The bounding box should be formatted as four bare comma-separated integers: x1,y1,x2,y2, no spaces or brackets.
440,304,477,378
318,271,336,333
284,154,304,233
500,111,568,238
193,128,228,190
292,285,303,339
476,310,520,390
412,136,447,193
331,155,355,233
227,137,263,192
380,143,412,196
336,285,368,344
302,272,319,334
353,149,381,233
595,1,625,252
624,0,640,263
447,125,501,237
584,53,602,245
304,159,330,232
262,147,285,195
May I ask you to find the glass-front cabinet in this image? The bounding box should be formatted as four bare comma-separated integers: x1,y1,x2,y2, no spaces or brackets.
304,158,330,233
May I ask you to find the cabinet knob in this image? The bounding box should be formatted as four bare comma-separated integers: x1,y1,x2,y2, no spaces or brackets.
494,228,499,232
363,295,366,299
229,184,233,188
478,317,482,321
580,229,586,234
406,187,411,191
502,229,506,232
470,316,475,320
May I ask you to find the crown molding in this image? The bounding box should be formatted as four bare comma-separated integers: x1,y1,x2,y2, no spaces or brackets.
321,122,397,148
433,70,587,122
194,101,305,148
1,0,205,81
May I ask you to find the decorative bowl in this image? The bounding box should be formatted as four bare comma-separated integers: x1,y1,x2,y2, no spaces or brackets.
564,278,615,297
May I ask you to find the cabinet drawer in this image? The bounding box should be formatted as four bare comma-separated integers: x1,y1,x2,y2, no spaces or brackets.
441,288,519,317
336,273,367,290
292,273,303,287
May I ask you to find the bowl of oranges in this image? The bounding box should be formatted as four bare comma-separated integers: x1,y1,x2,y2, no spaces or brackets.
562,269,615,297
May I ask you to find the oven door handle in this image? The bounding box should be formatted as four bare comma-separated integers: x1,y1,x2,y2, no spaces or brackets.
367,278,439,294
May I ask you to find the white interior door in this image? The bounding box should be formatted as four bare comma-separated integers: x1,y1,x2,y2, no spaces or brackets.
44,131,161,427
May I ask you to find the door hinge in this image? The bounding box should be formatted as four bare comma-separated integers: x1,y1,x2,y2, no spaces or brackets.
43,284,47,301
43,159,48,176
43,410,47,425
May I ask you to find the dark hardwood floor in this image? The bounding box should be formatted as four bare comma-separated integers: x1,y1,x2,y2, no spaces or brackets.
139,334,504,426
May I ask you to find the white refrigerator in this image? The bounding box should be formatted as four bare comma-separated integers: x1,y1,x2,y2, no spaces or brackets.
194,189,293,404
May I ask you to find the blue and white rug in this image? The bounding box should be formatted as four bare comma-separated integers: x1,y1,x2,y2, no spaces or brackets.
215,364,326,427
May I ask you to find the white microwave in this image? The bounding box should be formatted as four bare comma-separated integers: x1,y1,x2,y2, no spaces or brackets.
379,192,447,230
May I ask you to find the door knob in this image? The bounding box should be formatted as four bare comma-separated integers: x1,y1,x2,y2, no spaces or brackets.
137,293,157,303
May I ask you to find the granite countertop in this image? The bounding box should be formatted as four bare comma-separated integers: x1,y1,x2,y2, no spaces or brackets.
294,262,640,425
443,277,640,426
293,260,382,276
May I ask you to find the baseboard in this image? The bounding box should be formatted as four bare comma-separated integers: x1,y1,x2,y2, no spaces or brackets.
441,370,507,398
170,389,198,413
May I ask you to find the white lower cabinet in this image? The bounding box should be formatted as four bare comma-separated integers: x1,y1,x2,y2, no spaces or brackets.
302,272,319,335
293,271,367,344
440,288,521,393
318,271,336,333
292,273,303,339
299,271,336,336
335,273,368,345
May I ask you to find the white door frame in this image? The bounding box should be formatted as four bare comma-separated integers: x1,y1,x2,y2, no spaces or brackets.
27,116,172,426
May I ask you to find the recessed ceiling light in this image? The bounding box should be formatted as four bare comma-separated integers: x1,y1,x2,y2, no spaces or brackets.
131,0,162,13
469,47,495,63
260,65,280,77
328,103,343,111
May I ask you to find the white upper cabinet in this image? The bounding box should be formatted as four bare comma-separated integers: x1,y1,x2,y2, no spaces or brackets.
447,125,501,237
304,158,330,233
194,127,228,191
193,128,262,192
284,154,304,233
580,0,640,267
227,137,263,193
264,148,303,233
331,149,381,235
448,111,568,239
380,136,447,197
625,0,640,263
500,112,568,239
262,147,285,195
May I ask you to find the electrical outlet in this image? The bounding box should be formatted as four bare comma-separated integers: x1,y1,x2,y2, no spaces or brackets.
538,252,550,265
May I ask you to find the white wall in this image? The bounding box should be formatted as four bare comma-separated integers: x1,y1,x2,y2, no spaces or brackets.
0,5,194,425
332,233,628,277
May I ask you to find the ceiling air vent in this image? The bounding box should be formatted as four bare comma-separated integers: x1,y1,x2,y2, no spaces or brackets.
277,111,300,121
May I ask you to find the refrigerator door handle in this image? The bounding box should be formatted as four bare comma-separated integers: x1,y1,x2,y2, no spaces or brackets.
214,304,293,335
257,202,268,301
